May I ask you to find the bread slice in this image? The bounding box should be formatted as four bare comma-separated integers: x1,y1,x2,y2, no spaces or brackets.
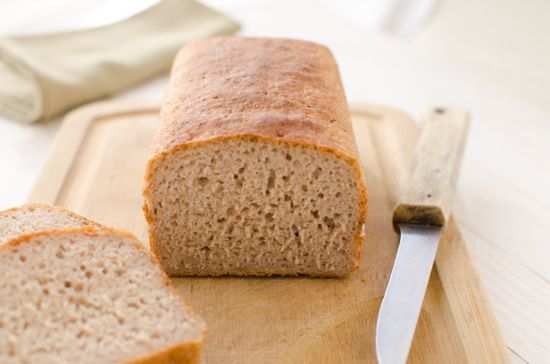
0,206,205,364
143,37,368,277
0,203,101,243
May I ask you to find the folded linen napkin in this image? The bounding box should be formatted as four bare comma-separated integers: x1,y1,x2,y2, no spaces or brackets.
0,0,240,123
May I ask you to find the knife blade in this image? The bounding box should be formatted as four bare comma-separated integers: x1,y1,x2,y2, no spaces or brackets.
376,107,470,364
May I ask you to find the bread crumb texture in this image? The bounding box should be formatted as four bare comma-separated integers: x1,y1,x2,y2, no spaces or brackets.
0,227,204,364
146,138,364,277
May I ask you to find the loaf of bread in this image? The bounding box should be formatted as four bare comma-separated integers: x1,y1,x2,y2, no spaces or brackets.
144,37,367,277
0,204,205,364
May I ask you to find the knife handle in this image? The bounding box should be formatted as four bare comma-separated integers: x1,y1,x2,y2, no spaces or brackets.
393,108,470,226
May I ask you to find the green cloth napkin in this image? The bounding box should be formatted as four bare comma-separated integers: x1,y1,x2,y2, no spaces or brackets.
0,0,240,123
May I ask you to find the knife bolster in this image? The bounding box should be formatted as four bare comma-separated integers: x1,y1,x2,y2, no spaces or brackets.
393,204,445,226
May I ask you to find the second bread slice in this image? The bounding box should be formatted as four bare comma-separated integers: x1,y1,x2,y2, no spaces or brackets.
0,203,101,243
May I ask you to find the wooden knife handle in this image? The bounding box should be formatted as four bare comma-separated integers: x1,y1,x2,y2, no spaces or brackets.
393,108,470,226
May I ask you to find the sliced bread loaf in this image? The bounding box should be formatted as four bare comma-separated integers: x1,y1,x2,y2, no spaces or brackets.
0,205,205,364
143,37,368,277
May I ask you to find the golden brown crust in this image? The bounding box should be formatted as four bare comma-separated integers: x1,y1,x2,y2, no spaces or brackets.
153,37,358,158
144,37,367,276
1,225,205,363
122,339,202,364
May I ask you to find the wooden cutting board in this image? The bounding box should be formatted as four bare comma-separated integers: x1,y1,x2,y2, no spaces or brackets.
28,101,508,363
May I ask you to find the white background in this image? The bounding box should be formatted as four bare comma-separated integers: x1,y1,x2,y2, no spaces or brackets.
1,0,549,362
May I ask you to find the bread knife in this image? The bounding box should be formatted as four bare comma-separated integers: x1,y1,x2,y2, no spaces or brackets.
375,108,470,364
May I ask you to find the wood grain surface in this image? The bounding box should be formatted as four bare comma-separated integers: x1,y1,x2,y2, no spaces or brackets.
393,108,470,226
27,101,508,363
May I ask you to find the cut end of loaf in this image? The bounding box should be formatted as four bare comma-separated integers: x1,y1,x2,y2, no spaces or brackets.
0,228,205,364
144,137,366,277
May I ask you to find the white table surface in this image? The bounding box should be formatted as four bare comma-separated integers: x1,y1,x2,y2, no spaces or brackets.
1,0,548,362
